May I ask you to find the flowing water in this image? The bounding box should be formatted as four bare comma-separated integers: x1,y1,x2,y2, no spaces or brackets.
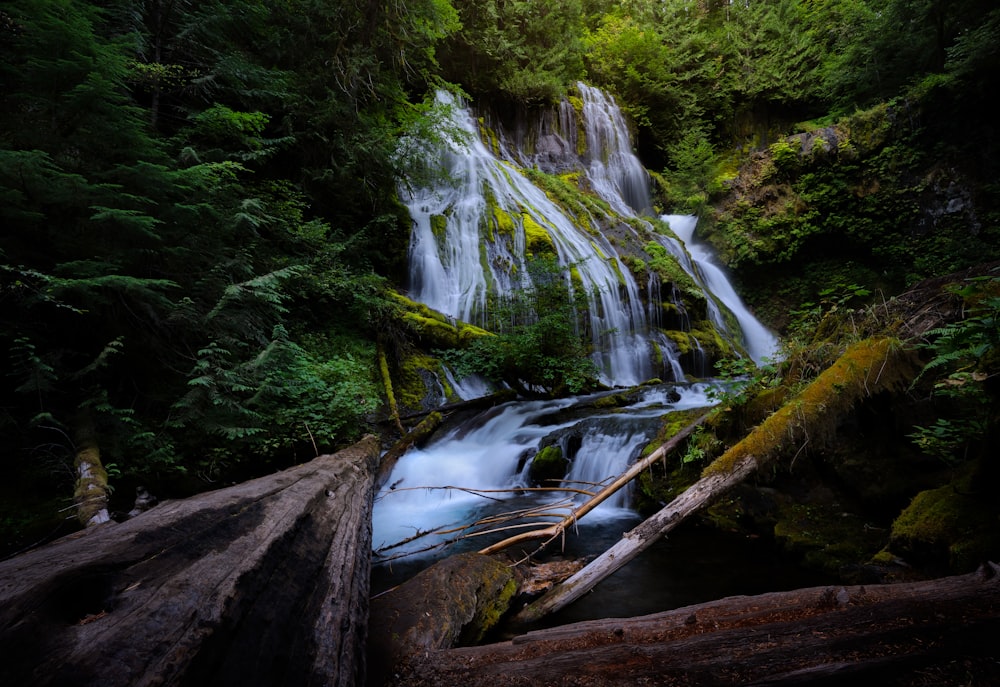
372,383,719,561
664,214,780,364
377,86,799,621
402,90,659,387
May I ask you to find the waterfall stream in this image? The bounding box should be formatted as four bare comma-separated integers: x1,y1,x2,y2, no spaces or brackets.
378,86,784,608
663,215,780,364
403,90,657,386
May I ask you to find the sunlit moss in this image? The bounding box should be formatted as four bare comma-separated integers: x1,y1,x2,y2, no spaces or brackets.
702,338,915,478
493,205,516,238
522,213,555,256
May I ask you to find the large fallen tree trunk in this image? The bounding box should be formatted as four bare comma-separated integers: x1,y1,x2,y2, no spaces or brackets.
513,337,917,625
0,435,381,687
393,563,1000,686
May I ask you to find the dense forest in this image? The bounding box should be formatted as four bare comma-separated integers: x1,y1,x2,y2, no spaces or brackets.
2,0,999,574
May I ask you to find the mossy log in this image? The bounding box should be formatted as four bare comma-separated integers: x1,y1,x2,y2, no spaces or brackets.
513,337,917,624
0,436,381,687
394,564,1000,686
368,552,516,687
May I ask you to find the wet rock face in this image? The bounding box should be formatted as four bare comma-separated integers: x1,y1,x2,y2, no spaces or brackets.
368,552,516,687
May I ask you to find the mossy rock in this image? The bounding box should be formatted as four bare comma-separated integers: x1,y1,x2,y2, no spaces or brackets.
772,500,887,576
887,485,1000,573
522,213,556,257
591,393,629,409
528,445,568,486
397,352,453,411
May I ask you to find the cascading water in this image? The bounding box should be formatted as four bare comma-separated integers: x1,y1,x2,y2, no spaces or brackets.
664,215,780,364
380,85,781,573
576,83,653,216
372,384,719,558
401,91,660,387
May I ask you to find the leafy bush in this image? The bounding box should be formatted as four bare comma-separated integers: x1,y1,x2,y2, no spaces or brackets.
441,256,598,395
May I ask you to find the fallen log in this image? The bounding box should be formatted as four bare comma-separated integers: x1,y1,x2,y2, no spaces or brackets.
512,454,759,624
368,552,516,687
393,563,1000,686
513,337,917,624
0,435,381,687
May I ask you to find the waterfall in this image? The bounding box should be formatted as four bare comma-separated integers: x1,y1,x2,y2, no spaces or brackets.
663,215,780,363
576,83,653,216
373,384,719,557
401,91,660,387
380,87,784,563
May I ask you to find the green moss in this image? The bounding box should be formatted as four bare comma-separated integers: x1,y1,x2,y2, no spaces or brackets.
522,213,555,256
592,393,628,409
664,330,694,356
430,213,448,242
402,312,460,347
870,549,896,565
888,485,1000,572
397,352,446,410
702,338,915,479
466,575,517,644
644,240,700,297
479,117,501,157
493,205,516,238
529,444,567,485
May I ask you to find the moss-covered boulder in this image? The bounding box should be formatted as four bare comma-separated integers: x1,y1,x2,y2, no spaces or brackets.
528,444,567,486
886,485,1000,573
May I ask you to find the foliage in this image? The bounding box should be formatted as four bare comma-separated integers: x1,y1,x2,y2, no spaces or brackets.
908,275,1000,464
441,256,598,396
438,0,585,104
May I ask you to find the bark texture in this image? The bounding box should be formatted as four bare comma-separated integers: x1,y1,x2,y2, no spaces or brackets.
368,552,516,687
394,564,1000,686
0,435,381,687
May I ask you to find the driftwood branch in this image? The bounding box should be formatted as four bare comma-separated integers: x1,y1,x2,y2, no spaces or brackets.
477,412,711,557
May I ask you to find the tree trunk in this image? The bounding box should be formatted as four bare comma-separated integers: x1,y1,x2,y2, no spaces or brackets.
393,564,1000,686
0,435,381,687
72,413,110,528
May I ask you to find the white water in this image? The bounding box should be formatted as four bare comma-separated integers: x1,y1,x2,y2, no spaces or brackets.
373,384,719,557
402,91,659,387
663,215,780,363
576,83,653,216
381,87,781,560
